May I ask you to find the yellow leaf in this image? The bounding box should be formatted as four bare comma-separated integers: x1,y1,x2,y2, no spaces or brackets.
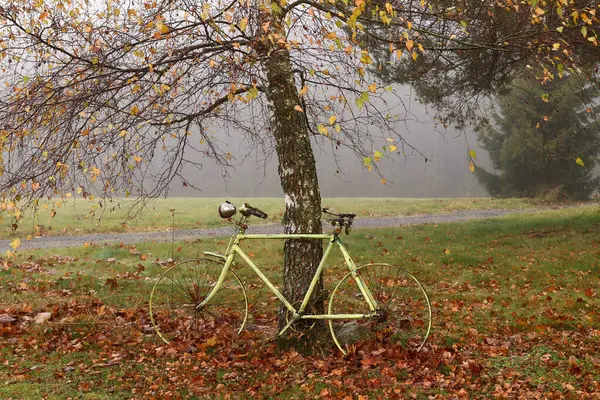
381,178,386,185
119,130,127,137
156,22,169,34
239,18,248,31
317,124,328,136
10,238,20,251
368,83,377,93
469,161,475,173
360,51,373,65
294,105,303,112
205,336,218,346
134,156,143,163
405,39,414,51
575,158,585,167
299,85,308,97
552,43,560,51
130,105,139,115
389,144,397,152
444,248,451,255
329,115,337,125
468,149,477,160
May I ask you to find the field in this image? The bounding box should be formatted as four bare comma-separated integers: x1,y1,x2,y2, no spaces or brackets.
1,203,599,398
0,197,540,239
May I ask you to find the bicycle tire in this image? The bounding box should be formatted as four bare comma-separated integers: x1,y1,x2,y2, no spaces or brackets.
328,263,431,354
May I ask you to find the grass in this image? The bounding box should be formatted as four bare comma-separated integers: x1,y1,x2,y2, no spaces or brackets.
0,196,544,239
1,205,599,398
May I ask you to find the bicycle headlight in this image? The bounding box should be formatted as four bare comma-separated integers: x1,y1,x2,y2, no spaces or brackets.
218,202,237,218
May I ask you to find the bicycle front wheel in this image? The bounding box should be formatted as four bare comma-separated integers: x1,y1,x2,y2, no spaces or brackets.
149,258,248,344
328,263,431,354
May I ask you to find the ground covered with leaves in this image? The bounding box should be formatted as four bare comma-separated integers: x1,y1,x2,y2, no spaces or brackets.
1,207,599,399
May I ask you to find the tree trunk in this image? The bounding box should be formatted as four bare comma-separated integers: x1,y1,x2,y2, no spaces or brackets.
261,12,324,331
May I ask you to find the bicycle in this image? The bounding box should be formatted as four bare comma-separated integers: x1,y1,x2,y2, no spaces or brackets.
149,201,432,354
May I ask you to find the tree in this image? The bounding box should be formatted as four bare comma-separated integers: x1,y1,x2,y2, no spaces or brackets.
475,72,600,200
0,0,423,333
1,0,599,335
368,0,600,129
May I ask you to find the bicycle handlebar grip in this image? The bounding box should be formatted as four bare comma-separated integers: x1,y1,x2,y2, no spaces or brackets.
247,205,268,219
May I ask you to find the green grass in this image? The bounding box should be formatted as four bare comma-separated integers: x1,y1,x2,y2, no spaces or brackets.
0,196,543,239
1,205,599,398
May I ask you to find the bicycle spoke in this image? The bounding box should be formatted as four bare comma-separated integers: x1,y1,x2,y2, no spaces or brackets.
149,258,248,344
329,263,431,354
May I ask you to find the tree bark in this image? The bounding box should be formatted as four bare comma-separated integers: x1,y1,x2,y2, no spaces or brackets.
261,11,324,330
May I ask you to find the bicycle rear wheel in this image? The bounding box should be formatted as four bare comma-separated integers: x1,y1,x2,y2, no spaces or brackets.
149,258,248,344
328,263,431,354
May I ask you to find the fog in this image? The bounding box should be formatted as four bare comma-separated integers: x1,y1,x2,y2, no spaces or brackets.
166,109,489,198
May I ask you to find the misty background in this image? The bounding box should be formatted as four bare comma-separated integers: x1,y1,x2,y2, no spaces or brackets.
165,96,490,198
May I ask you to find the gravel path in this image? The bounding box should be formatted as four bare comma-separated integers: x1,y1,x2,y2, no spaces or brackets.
0,208,551,253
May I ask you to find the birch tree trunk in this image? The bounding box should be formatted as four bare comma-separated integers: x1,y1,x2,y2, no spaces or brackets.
261,10,324,330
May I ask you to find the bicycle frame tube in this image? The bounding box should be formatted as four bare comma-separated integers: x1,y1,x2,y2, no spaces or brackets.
239,234,332,240
337,240,379,312
202,228,379,319
298,238,336,314
233,245,297,313
198,251,236,308
236,233,337,315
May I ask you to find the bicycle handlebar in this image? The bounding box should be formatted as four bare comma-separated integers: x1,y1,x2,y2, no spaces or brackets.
322,208,355,219
242,203,268,219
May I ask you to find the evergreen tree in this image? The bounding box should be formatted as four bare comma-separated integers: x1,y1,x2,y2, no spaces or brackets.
476,72,600,200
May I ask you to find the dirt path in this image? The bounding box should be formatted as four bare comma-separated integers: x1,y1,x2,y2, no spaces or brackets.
0,208,558,253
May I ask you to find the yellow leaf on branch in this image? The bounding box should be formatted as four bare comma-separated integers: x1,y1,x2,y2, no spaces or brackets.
575,158,585,167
